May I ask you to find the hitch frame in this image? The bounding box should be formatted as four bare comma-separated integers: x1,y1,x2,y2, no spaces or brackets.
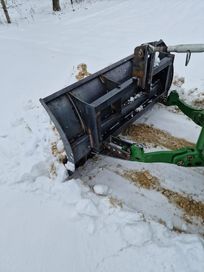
130,91,204,167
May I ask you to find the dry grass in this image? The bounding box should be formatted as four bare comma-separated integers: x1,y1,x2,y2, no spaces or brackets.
109,196,123,208
75,63,91,81
162,189,204,221
192,98,204,108
124,170,160,190
51,142,58,156
50,162,57,176
123,170,204,223
51,142,67,164
123,124,194,150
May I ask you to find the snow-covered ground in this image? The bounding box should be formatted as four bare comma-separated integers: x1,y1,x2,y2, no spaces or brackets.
0,0,204,271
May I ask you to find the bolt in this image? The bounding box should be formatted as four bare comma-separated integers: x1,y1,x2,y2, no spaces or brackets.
138,49,144,57
177,160,184,166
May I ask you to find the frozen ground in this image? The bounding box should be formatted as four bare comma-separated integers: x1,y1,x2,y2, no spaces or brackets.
0,0,204,271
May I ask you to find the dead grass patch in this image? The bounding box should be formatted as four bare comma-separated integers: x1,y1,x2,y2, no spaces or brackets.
124,170,160,190
192,98,204,108
109,196,123,208
49,162,57,176
76,63,91,81
51,142,58,156
51,142,67,163
123,124,194,150
158,218,188,234
123,170,204,223
162,189,204,222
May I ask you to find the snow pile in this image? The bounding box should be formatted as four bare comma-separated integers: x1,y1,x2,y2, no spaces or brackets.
172,76,204,107
1,181,204,272
93,184,109,195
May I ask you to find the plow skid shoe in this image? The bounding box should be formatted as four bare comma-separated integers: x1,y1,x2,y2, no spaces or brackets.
40,40,174,172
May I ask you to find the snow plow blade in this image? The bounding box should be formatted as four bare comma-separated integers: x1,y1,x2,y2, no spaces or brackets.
40,40,174,172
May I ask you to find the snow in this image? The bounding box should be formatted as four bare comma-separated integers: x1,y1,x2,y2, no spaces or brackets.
0,0,204,271
135,105,144,112
65,161,76,172
154,51,160,67
56,140,64,153
93,184,109,195
128,92,143,103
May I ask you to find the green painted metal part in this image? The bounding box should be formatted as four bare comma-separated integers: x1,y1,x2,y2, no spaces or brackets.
130,91,204,167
